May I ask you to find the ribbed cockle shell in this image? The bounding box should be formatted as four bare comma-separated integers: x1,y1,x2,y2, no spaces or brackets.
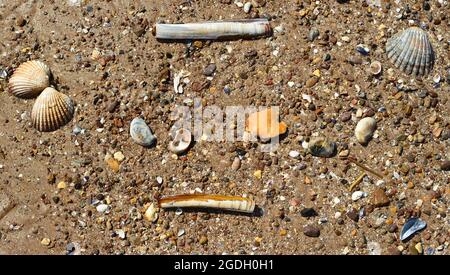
8,60,51,98
31,87,74,132
386,27,434,76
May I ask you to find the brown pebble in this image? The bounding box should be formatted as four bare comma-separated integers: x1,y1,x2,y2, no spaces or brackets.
305,77,319,88
371,188,390,208
303,225,320,237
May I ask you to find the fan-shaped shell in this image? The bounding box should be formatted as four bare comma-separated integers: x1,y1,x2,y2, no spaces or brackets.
8,60,51,98
386,27,434,76
31,87,74,132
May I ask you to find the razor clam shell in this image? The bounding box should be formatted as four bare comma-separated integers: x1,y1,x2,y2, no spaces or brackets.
155,19,272,40
130,117,156,147
168,128,192,154
8,60,51,98
400,218,427,241
31,87,74,132
158,194,256,213
386,27,434,76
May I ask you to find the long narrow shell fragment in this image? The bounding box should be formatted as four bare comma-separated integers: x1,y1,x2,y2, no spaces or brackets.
158,194,256,213
31,87,75,132
386,27,434,76
155,19,272,40
9,60,51,98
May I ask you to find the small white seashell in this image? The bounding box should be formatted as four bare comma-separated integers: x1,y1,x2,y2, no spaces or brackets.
355,117,377,145
9,60,51,98
289,150,300,158
31,87,74,132
129,117,156,147
168,128,192,155
386,27,434,76
96,204,110,213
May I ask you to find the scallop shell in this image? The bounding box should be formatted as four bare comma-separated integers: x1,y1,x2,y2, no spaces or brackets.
8,60,51,98
130,117,156,147
386,27,434,76
31,87,74,132
355,117,377,145
168,128,192,155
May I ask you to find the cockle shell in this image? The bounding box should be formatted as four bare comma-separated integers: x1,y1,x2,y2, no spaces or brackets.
386,27,434,76
8,60,51,98
31,87,74,132
129,117,156,147
355,117,377,145
168,128,192,155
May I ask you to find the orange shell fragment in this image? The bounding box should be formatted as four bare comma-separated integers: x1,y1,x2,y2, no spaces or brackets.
246,108,287,140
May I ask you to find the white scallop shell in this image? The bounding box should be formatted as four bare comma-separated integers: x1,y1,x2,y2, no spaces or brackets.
31,87,74,132
386,27,434,76
8,60,51,98
168,128,192,155
355,117,377,145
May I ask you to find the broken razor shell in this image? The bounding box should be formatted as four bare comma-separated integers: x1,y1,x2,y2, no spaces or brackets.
158,194,256,213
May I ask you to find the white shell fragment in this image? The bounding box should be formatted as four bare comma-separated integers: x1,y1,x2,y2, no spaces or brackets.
144,203,159,222
386,27,434,76
155,19,272,40
355,117,377,145
9,60,51,98
31,87,75,132
168,128,192,155
369,61,382,75
159,194,256,213
130,117,156,147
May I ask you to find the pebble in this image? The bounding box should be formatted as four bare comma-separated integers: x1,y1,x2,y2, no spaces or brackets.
105,156,120,173
231,157,241,171
113,151,125,162
288,150,300,159
308,137,337,158
144,203,158,223
57,181,67,189
351,191,368,201
40,238,51,246
371,188,390,208
254,170,262,179
203,64,216,76
96,204,110,213
243,2,252,13
305,77,319,88
66,242,81,255
440,160,450,171
303,225,320,237
199,236,208,245
308,29,320,42
347,209,359,222
367,242,381,255
130,117,156,147
300,208,317,217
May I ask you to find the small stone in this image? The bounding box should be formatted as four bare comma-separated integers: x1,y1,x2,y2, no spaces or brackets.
308,29,320,42
440,160,450,171
41,238,51,246
57,181,67,189
279,229,287,236
305,77,319,88
303,225,320,237
352,191,367,201
300,208,317,217
254,170,262,179
371,188,390,208
347,209,359,222
199,235,208,245
96,204,110,213
243,2,252,13
113,151,125,162
367,242,381,255
203,64,216,76
231,157,241,171
289,150,300,159
108,100,119,113
144,203,158,223
105,155,120,173
16,16,26,27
